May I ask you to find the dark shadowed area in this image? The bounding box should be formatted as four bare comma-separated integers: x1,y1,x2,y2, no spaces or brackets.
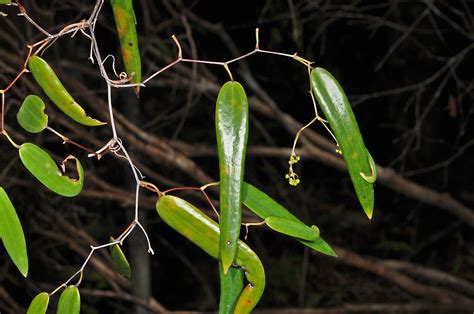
0,1,473,313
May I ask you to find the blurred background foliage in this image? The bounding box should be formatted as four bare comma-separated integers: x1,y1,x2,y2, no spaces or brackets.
0,0,473,313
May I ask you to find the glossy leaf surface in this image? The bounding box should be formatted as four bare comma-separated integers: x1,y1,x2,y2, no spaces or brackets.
265,216,319,241
219,262,244,314
310,67,374,218
216,81,249,273
19,143,84,197
0,188,28,277
110,237,131,278
156,195,265,313
242,182,337,257
28,55,106,126
27,292,49,314
57,286,80,314
110,0,141,95
17,95,48,133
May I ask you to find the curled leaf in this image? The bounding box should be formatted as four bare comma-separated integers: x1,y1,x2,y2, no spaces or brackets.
109,237,131,278
0,188,28,277
19,143,84,197
17,95,48,133
27,292,49,314
57,286,80,314
360,149,377,183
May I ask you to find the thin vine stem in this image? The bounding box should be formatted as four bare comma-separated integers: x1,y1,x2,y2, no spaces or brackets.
0,2,341,296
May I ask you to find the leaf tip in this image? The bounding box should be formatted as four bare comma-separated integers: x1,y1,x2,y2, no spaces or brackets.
133,86,140,96
20,267,28,277
364,208,373,220
221,256,233,275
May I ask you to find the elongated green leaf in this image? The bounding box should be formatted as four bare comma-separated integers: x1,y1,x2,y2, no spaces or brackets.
27,292,49,314
242,182,337,257
57,286,80,314
216,81,249,274
19,143,84,197
28,56,106,127
110,0,141,95
219,262,244,314
17,95,48,133
0,188,28,277
310,67,374,218
156,195,265,312
0,0,11,4
265,217,319,241
110,237,131,278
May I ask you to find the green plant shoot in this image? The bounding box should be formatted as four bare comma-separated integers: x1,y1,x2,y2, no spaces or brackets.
216,81,249,274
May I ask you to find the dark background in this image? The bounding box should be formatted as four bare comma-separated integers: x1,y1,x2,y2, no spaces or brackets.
0,0,473,313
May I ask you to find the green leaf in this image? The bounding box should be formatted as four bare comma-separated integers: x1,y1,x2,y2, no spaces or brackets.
156,195,265,312
216,81,249,274
265,217,319,241
27,292,49,314
242,182,337,257
0,0,11,4
110,0,141,95
57,286,80,314
28,56,106,127
219,262,244,314
17,95,49,133
109,237,131,278
310,67,374,218
19,143,84,197
0,188,28,277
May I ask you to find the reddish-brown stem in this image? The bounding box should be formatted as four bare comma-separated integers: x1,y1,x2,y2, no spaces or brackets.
1,92,5,133
162,186,219,218
3,69,27,94
201,189,219,219
65,139,98,155
162,186,202,194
